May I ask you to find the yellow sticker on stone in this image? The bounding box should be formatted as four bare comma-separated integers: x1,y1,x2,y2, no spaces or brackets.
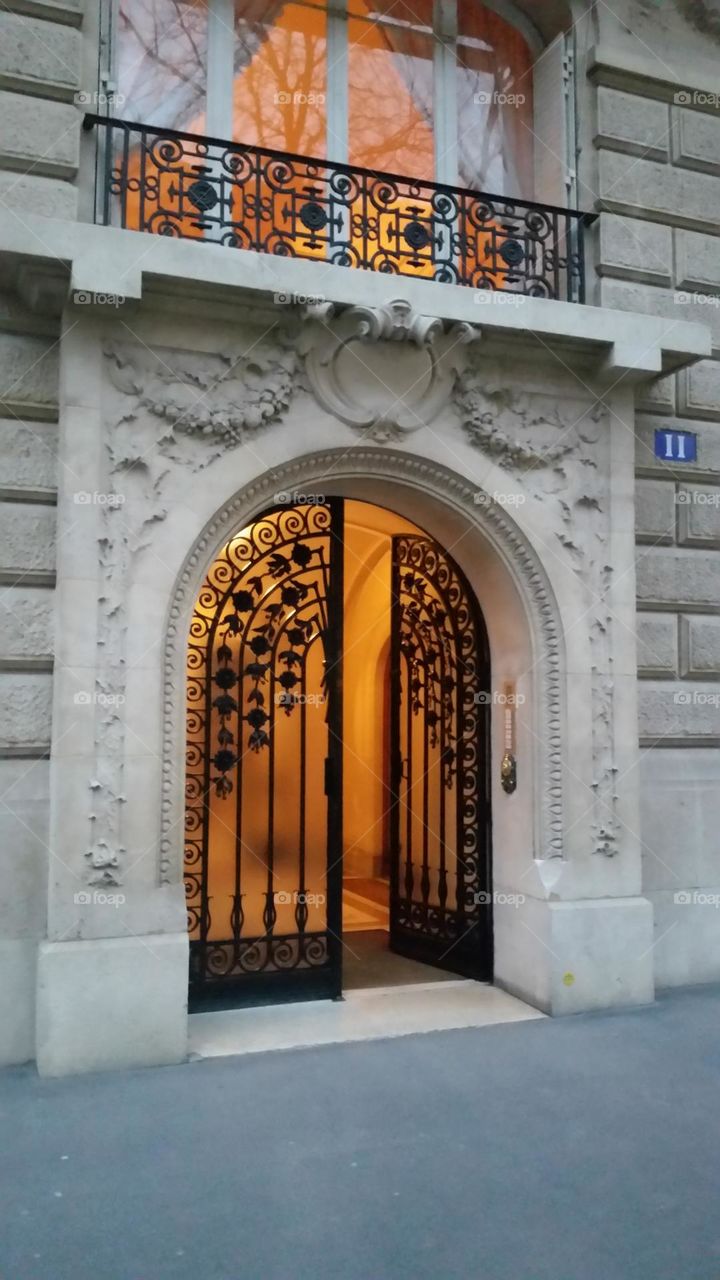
562,972,575,986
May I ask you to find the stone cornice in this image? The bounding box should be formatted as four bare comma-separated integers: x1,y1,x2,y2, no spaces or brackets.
0,215,711,381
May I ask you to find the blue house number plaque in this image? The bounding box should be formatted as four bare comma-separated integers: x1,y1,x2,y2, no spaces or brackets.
654,429,697,463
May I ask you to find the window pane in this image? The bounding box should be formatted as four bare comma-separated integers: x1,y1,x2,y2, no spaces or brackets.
117,0,208,130
348,4,434,178
456,2,534,196
231,2,327,155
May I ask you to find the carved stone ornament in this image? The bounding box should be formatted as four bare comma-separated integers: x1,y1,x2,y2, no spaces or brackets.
84,333,301,884
103,334,299,467
456,356,620,857
299,298,480,441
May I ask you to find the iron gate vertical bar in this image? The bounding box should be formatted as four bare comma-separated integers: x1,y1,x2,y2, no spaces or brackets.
454,635,466,930
404,651,414,904
298,653,308,939
389,539,402,934
476,611,494,980
437,640,448,917
264,658,277,938
325,497,344,996
199,604,222,985
421,679,430,922
232,593,245,967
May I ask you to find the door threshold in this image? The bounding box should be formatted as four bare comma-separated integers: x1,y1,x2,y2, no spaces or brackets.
188,982,544,1061
347,977,476,997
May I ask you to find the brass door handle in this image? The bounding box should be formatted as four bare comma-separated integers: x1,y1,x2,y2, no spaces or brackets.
501,751,517,794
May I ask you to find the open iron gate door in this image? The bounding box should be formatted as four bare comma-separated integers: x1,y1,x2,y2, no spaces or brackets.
185,500,344,1008
389,534,492,980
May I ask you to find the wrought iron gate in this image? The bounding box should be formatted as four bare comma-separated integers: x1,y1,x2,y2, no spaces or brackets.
185,501,343,1007
389,535,492,980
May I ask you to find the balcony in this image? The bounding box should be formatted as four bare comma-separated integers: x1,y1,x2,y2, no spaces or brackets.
83,115,595,306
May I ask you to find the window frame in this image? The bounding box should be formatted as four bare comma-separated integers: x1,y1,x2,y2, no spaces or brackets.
104,0,561,199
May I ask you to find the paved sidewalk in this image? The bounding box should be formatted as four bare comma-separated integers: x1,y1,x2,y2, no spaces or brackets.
2,986,720,1280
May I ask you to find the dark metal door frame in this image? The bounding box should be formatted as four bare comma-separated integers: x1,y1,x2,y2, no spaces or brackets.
389,534,493,981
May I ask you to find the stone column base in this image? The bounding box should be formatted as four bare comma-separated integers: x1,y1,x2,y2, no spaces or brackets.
0,939,37,1066
36,933,189,1076
494,896,655,1015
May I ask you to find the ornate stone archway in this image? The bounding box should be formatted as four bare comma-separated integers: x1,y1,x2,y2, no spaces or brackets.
160,448,566,886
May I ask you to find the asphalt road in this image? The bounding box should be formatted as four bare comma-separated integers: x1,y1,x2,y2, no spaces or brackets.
2,985,719,1280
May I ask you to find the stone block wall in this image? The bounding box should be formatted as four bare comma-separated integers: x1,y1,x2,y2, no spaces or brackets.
0,1,83,220
587,4,720,985
0,0,86,1062
0,321,58,1065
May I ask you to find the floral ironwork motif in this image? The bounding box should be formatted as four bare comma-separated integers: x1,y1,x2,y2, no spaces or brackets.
85,115,594,303
209,534,326,796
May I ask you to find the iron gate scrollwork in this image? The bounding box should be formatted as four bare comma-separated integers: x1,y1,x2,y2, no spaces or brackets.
390,535,492,979
185,501,343,1006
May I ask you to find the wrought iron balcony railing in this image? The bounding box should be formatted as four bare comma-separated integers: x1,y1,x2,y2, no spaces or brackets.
84,115,595,304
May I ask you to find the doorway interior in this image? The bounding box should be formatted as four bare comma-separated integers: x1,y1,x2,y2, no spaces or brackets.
184,498,492,1010
342,502,478,991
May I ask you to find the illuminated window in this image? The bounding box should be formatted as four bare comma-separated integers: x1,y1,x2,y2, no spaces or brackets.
116,0,540,197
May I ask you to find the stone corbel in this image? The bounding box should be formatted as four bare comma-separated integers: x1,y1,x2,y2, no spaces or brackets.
300,298,480,440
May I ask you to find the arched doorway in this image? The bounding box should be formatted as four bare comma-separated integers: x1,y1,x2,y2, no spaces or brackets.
184,498,492,1009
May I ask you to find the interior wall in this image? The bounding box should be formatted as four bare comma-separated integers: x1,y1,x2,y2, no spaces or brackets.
342,501,422,878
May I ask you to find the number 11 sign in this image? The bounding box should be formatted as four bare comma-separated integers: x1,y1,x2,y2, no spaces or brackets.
654,429,697,463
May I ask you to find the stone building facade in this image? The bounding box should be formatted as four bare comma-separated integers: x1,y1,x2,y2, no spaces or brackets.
0,0,718,1074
